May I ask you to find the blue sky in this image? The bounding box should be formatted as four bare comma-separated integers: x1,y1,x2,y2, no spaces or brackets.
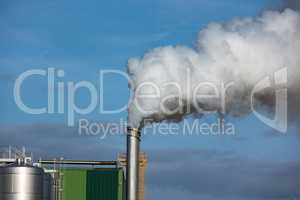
1,0,300,199
0,0,280,124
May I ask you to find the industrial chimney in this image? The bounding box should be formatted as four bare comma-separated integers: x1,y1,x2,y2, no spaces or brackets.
126,127,141,200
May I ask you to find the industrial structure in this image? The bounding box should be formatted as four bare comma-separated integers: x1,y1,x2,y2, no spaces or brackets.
0,146,147,200
126,127,141,200
118,153,147,200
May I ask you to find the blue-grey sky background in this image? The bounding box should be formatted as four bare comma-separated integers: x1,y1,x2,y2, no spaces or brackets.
1,0,300,199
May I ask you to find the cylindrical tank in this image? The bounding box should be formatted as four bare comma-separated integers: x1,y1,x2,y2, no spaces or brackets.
0,163,44,200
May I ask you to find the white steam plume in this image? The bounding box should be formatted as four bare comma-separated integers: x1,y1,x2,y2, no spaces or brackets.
127,9,300,129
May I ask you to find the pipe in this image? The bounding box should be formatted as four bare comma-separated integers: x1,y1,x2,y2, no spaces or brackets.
127,127,141,200
0,158,16,164
38,159,117,166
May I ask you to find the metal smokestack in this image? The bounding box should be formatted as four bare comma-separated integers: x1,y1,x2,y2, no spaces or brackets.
127,127,141,200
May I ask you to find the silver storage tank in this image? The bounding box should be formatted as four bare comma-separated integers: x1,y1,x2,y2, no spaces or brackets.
0,163,44,200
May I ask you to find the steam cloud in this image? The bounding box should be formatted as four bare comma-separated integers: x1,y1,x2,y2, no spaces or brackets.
127,9,300,129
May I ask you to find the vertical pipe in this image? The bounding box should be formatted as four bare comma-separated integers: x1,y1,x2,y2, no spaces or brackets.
127,127,140,200
8,145,11,159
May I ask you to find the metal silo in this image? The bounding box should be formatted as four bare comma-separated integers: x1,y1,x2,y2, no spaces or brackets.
0,163,44,200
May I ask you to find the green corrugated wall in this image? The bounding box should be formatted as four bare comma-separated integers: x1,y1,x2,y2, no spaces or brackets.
60,169,87,200
59,168,124,200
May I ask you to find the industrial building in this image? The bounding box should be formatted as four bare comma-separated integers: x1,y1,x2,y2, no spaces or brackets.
0,146,147,200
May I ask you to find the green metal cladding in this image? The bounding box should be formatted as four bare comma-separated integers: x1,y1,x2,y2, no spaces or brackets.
59,168,124,200
60,169,87,200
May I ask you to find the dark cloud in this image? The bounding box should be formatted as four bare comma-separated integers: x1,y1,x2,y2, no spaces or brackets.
280,0,300,10
0,123,125,160
1,124,300,200
145,148,300,200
